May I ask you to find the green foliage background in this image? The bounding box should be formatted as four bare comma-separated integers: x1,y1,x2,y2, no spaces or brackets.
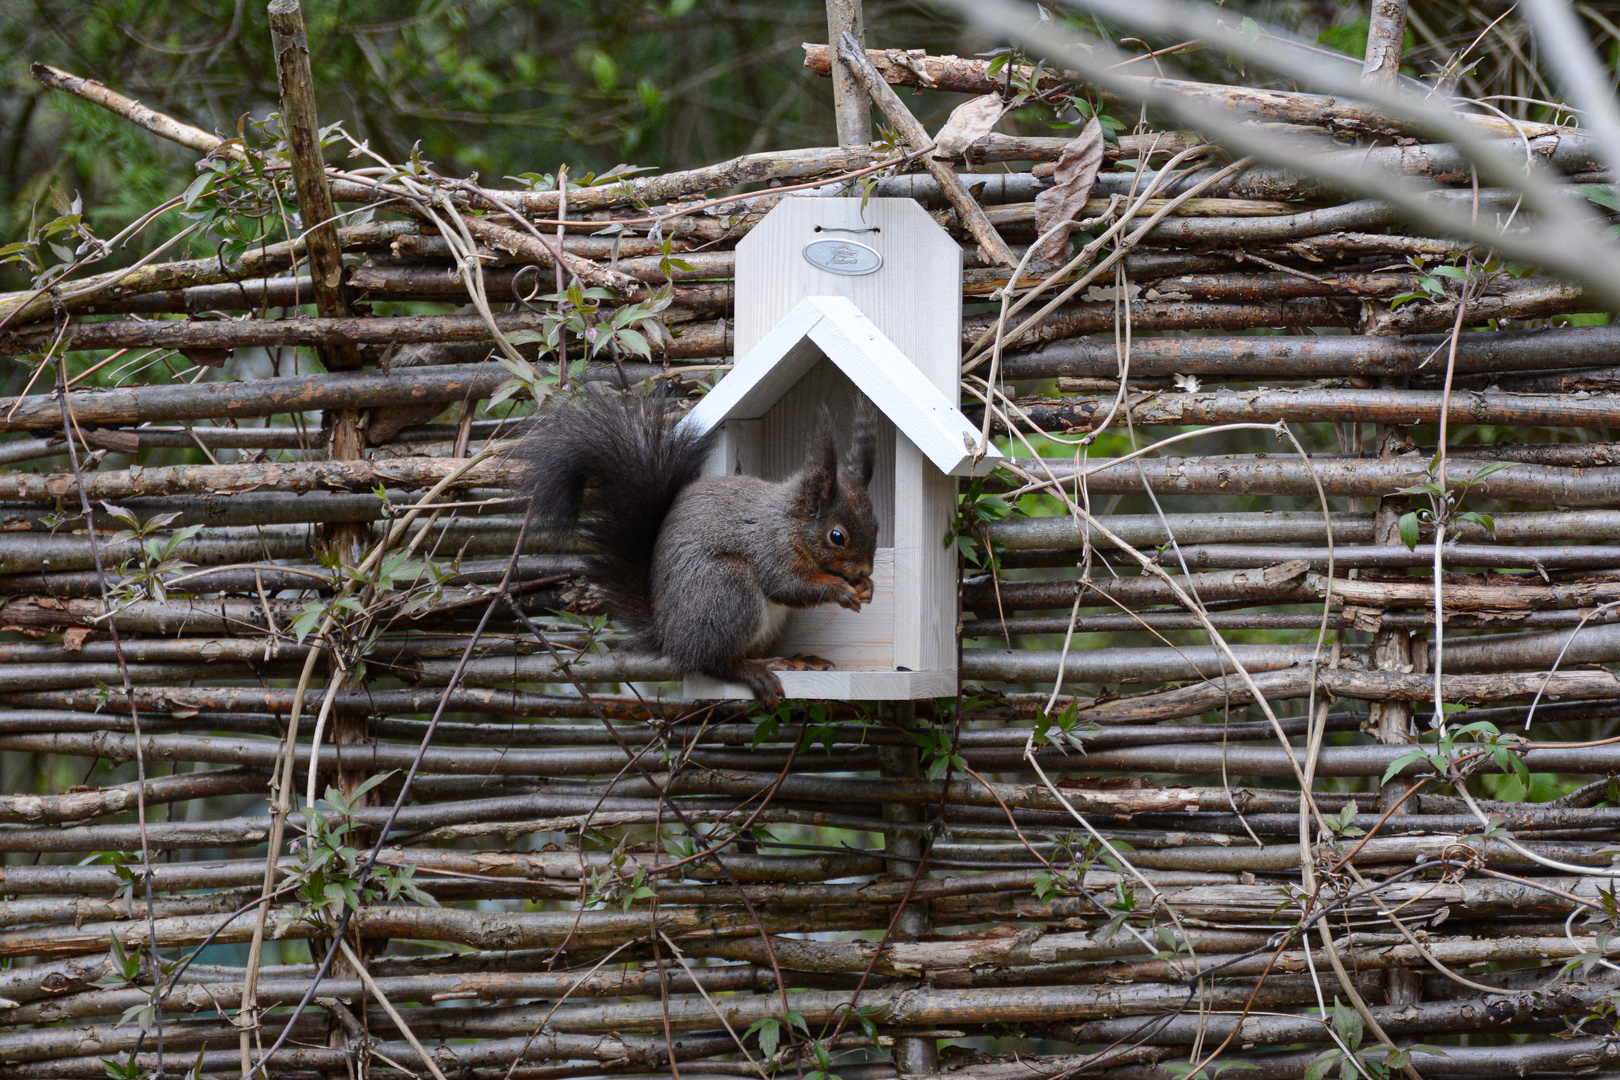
2,0,1603,291
0,0,962,279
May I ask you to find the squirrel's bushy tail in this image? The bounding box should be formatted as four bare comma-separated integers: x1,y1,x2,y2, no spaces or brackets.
513,387,710,637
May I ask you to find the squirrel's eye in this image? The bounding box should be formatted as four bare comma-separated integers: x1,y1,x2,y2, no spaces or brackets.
828,529,847,547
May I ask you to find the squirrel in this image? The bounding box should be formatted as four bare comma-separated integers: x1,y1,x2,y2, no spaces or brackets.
515,387,880,704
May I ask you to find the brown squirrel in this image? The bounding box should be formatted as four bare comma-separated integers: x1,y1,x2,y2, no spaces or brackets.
515,388,879,704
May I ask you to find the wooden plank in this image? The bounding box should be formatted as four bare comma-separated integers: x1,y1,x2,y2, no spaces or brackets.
774,548,895,668
701,419,763,480
806,303,997,476
685,296,998,476
683,668,956,701
734,198,961,374
686,314,827,425
891,438,957,674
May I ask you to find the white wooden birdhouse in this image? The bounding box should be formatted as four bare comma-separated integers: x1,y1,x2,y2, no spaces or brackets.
679,197,999,701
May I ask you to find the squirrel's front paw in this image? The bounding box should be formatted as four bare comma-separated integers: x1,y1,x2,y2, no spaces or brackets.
851,576,875,605
834,581,864,611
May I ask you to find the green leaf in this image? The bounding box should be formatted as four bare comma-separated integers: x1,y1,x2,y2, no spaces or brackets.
1586,185,1620,213
744,1018,780,1060
1403,1043,1451,1059
100,503,140,528
180,171,216,210
615,327,650,357
343,769,398,807
812,1038,833,1069
1033,870,1055,900
1397,511,1419,550
1381,749,1431,787
1462,460,1512,484
1331,998,1363,1050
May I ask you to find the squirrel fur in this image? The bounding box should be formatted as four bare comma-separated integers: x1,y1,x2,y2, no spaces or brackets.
515,387,880,704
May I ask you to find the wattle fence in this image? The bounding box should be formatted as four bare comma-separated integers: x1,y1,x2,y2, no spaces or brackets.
3,12,1620,1080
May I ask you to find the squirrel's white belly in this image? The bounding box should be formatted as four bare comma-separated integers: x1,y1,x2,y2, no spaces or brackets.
751,600,791,653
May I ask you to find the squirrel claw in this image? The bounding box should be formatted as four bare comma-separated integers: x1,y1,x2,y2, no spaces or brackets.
725,660,785,706
835,577,873,611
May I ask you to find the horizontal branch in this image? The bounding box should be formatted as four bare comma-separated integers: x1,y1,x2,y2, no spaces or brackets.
0,454,508,502
0,312,728,360
1005,456,1620,505
0,222,412,328
1003,323,1620,381
0,901,897,961
0,685,691,721
962,560,1309,612
997,380,1620,437
0,767,265,825
964,623,1620,682
1305,571,1620,611
0,844,885,899
0,362,508,430
987,509,1620,549
964,608,1620,637
1005,541,1620,572
346,266,732,310
800,45,1577,145
1061,666,1620,724
63,268,731,317
0,730,837,781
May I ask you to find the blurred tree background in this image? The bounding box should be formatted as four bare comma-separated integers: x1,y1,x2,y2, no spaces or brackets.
0,0,960,282
0,0,1599,291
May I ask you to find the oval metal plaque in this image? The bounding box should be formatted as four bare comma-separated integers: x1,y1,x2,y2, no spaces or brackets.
802,238,883,276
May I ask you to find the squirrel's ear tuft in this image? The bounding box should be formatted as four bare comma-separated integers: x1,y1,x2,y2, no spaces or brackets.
801,409,840,511
845,396,877,488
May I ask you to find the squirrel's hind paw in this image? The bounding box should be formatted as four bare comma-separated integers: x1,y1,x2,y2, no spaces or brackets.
715,659,786,706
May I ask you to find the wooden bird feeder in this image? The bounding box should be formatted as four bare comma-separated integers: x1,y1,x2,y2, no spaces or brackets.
679,197,998,700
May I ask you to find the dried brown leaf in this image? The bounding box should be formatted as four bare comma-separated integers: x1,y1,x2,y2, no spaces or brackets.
60,626,91,651
1033,117,1105,261
932,94,1004,162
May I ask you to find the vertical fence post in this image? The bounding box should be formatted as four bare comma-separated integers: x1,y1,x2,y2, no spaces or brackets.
267,3,374,1072
825,0,873,148
1362,0,1410,85
267,0,373,804
1361,0,1421,1009
880,701,936,1076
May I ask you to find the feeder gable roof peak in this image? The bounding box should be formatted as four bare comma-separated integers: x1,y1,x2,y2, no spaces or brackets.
681,295,999,477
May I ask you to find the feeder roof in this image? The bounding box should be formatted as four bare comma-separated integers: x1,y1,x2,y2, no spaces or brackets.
680,295,1000,477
